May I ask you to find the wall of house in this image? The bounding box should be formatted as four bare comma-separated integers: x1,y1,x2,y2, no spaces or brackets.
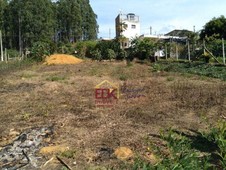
115,13,140,40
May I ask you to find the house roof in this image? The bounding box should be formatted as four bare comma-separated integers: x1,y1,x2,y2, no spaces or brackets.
165,29,193,37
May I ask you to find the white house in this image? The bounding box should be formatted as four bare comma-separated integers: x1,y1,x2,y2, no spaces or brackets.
115,13,140,48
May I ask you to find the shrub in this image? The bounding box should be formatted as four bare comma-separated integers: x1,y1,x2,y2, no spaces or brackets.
117,49,127,60
76,40,97,58
30,41,51,61
106,49,116,61
59,43,75,54
7,49,20,58
130,37,156,60
90,49,102,61
95,40,120,60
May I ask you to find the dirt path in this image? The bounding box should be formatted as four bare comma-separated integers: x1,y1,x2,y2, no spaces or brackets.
0,61,225,169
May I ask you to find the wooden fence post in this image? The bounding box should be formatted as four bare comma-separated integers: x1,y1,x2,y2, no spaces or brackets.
176,44,178,60
188,40,191,62
5,48,7,63
0,30,3,61
222,38,225,65
165,44,168,59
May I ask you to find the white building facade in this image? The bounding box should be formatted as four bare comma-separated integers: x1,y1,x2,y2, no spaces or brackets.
115,13,140,48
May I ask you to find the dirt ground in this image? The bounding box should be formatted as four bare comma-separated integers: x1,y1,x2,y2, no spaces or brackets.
0,60,225,169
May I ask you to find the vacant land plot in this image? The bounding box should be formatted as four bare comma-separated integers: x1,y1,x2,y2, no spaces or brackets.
0,61,225,169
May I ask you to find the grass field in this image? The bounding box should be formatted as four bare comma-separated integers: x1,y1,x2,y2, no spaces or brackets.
0,60,225,169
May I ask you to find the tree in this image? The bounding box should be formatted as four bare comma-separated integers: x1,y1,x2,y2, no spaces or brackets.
80,0,98,40
57,0,82,42
200,15,226,39
130,37,156,60
57,0,98,42
0,0,98,59
0,0,7,30
4,0,55,50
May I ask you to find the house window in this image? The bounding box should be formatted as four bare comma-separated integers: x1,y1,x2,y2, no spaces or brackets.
131,25,136,29
127,13,135,21
129,15,135,21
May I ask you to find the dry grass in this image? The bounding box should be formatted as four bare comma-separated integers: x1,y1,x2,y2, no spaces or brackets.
0,60,225,169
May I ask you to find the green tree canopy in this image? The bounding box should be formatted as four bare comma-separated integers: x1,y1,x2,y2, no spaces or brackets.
56,0,98,42
0,0,7,30
1,0,98,53
4,0,55,49
57,0,82,42
200,15,226,39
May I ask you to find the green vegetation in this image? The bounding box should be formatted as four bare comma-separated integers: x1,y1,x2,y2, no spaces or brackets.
0,59,36,74
60,149,76,159
151,61,226,81
200,15,226,40
46,75,66,82
120,121,226,170
0,0,98,60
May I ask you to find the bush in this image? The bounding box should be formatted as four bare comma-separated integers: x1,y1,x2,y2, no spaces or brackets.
95,40,120,60
76,40,97,58
30,41,51,61
7,49,20,58
106,49,116,61
130,38,156,60
58,43,75,54
90,49,102,61
201,52,211,63
117,49,127,60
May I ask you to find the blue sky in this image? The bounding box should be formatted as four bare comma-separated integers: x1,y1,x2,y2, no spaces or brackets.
89,0,226,38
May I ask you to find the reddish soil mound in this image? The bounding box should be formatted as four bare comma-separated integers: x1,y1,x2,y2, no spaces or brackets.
44,54,83,65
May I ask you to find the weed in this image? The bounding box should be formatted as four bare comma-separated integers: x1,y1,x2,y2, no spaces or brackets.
132,157,153,170
60,149,76,159
119,74,128,81
126,121,226,169
166,77,174,81
151,64,162,72
46,75,66,81
156,61,226,81
0,59,36,75
89,67,99,76
126,61,133,67
203,121,226,169
20,71,37,79
21,112,32,120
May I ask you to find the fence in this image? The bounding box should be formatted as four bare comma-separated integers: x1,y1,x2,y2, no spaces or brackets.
164,38,226,65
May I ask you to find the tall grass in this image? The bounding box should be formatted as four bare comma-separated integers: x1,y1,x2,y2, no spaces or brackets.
0,59,36,75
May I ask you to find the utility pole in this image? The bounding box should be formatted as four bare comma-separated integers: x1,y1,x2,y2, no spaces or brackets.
0,30,3,61
109,28,111,39
223,38,225,65
150,26,152,35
